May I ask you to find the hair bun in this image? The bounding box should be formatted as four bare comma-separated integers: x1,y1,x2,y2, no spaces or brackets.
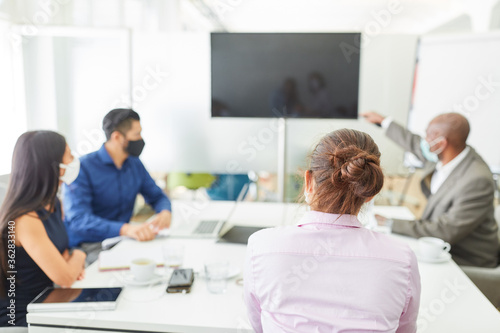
340,152,366,181
335,148,381,196
308,129,384,215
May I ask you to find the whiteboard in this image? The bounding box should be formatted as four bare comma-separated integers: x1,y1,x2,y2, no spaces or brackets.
408,32,500,173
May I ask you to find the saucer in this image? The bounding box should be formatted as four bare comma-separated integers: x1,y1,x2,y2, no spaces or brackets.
121,273,166,286
416,250,451,263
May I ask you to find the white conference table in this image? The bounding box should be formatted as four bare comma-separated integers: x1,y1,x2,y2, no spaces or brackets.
27,200,500,332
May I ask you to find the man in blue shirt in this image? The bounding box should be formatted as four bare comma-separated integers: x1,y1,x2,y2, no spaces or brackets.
64,109,171,258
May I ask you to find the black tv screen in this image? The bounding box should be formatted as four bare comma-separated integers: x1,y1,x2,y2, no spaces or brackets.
211,33,361,118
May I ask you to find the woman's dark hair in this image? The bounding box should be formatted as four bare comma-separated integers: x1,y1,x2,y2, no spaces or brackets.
305,129,384,215
0,131,66,295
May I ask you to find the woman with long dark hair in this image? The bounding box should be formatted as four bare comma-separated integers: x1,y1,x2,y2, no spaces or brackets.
0,131,86,327
244,129,421,332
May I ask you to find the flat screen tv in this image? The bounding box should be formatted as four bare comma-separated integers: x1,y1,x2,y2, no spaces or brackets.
211,33,361,118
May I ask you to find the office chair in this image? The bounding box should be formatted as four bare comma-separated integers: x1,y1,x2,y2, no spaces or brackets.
460,205,500,308
166,172,215,200
206,174,251,201
166,173,215,191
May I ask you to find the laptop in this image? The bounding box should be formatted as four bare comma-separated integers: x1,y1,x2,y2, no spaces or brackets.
101,185,250,249
218,225,267,245
168,183,250,239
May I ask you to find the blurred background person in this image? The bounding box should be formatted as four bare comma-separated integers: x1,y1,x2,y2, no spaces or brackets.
63,109,172,264
306,71,333,117
0,131,86,327
363,111,498,268
270,77,304,117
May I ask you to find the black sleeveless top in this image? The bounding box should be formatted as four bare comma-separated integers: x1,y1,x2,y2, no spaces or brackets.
0,199,68,327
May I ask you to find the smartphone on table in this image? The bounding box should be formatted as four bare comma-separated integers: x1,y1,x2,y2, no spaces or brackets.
166,268,194,293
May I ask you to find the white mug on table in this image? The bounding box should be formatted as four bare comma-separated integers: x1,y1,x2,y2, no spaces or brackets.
130,258,156,281
418,237,451,259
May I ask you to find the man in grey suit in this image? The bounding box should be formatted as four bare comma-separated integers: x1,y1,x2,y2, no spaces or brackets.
363,111,498,268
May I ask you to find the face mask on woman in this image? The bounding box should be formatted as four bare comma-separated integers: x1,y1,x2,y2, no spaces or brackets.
60,158,80,185
304,191,312,204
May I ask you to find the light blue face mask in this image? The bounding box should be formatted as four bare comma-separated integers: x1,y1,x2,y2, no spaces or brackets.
420,136,445,163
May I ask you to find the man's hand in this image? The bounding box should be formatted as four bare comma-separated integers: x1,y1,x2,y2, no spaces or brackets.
120,223,156,241
361,111,386,125
148,210,172,232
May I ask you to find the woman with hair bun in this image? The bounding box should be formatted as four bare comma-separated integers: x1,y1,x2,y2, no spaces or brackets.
244,129,420,333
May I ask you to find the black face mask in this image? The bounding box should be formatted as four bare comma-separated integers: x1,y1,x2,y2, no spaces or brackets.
126,139,145,157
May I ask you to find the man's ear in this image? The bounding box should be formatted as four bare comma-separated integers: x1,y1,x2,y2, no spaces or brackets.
442,138,448,148
110,130,123,144
436,137,448,153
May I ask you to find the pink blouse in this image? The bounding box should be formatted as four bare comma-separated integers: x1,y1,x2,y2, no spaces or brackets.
244,210,420,333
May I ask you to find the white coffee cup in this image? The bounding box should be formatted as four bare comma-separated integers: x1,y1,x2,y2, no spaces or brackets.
130,258,156,281
418,237,451,259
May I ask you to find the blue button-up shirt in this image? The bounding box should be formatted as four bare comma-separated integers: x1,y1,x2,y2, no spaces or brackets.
63,145,171,247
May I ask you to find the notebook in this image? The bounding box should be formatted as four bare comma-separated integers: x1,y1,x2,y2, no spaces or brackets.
98,248,164,271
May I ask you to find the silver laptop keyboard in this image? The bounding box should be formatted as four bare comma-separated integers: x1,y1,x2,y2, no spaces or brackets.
193,220,219,234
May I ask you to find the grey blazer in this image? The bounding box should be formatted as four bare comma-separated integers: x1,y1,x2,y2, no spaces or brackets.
386,121,498,268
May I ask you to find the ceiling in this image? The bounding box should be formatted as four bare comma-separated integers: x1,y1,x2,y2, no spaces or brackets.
199,0,500,33
2,0,499,34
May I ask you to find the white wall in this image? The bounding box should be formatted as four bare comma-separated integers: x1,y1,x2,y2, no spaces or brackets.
20,29,131,158
133,32,278,174
11,28,419,177
0,18,27,174
2,0,498,182
133,32,418,175
408,32,500,172
23,35,58,131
